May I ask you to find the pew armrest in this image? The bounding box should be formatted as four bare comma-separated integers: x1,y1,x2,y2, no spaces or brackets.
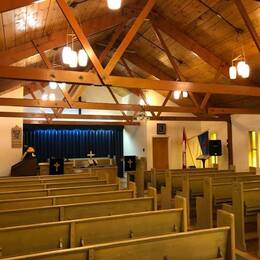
148,187,157,210
129,182,137,197
222,203,233,213
175,195,188,232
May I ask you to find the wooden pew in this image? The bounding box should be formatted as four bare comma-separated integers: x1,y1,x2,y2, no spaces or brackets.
0,179,108,192
162,172,260,222
6,210,235,260
0,197,186,257
196,178,260,229
0,189,136,210
232,183,260,251
0,184,120,200
0,187,157,228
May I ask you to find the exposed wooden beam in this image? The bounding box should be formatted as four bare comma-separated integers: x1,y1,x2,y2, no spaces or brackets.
56,0,108,82
0,111,226,122
0,80,22,96
0,97,200,113
1,66,260,97
234,0,260,53
0,0,35,13
105,0,157,75
24,120,139,126
157,91,172,117
208,107,260,115
109,76,260,97
0,66,101,85
200,93,211,110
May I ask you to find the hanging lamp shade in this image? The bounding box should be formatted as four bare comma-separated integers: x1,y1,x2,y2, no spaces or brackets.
49,93,56,101
49,81,58,89
182,91,188,98
229,66,237,80
107,0,121,10
69,50,78,68
237,61,246,76
62,46,72,65
41,93,48,101
173,90,181,100
58,82,66,89
78,49,88,67
241,63,250,78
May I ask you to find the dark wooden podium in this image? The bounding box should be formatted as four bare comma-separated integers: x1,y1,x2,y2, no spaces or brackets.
11,158,38,176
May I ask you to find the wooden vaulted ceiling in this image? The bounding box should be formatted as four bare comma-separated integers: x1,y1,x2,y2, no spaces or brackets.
0,0,259,124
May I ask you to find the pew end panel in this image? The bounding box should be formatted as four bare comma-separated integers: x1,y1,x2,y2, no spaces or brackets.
175,195,188,232
128,182,136,197
147,186,157,210
217,210,236,260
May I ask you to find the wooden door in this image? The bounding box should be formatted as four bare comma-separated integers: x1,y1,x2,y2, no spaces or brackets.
152,137,169,170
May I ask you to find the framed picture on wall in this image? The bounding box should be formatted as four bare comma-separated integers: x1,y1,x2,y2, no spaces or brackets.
157,123,166,135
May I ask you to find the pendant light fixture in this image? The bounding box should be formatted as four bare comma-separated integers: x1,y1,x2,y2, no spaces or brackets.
107,0,121,10
182,91,188,98
49,93,56,101
49,81,58,90
69,50,78,68
173,90,181,100
229,33,250,80
78,49,88,67
41,93,48,101
62,46,72,65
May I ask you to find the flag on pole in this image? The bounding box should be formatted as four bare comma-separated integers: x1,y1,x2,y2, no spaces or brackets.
182,128,187,169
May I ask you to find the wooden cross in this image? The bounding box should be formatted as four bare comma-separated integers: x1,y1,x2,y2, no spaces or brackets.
53,162,60,172
127,158,133,168
87,150,95,159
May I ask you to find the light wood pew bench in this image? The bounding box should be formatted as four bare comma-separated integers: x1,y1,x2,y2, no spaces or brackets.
4,209,235,260
196,178,260,229
0,183,120,200
0,188,136,210
0,196,186,258
0,187,157,228
0,179,108,192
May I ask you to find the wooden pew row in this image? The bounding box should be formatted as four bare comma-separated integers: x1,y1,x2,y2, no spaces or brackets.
232,183,260,251
0,176,99,185
0,183,120,200
161,172,260,221
0,179,108,192
0,167,118,184
0,199,186,258
196,178,260,229
0,189,136,211
0,187,157,228
5,210,235,260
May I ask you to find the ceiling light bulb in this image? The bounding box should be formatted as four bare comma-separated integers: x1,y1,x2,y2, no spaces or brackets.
41,93,48,101
173,90,181,100
62,46,72,65
182,91,188,98
139,99,145,106
107,0,121,10
237,61,246,76
49,93,56,101
49,81,57,90
58,82,66,89
78,49,88,67
229,66,237,80
69,50,78,68
241,63,250,78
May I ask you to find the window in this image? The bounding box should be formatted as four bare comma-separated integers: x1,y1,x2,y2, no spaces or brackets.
249,131,258,167
210,132,218,166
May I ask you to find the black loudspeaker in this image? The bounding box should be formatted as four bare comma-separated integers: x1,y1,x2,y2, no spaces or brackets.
209,140,222,156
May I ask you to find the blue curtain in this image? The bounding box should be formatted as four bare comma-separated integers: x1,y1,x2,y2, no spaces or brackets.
198,131,209,155
23,124,124,176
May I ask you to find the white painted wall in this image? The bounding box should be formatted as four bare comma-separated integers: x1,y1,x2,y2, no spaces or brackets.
231,115,260,172
0,88,23,176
